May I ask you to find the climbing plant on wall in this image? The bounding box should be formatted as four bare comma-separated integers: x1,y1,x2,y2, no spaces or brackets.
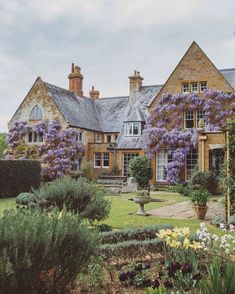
141,90,235,184
5,121,85,181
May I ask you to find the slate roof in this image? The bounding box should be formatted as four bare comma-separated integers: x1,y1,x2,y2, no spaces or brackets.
44,82,103,132
219,68,235,89
95,96,129,132
41,68,234,150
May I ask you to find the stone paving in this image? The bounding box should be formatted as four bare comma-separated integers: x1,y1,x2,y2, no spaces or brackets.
147,200,225,220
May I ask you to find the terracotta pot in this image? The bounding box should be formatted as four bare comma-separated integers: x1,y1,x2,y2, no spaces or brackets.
193,205,208,220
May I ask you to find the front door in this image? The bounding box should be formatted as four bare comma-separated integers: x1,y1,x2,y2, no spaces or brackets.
209,148,224,176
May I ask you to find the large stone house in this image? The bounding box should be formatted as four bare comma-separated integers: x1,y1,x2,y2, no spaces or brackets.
9,41,235,183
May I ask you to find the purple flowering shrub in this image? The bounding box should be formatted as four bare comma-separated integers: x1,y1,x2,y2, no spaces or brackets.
6,120,85,181
141,90,235,183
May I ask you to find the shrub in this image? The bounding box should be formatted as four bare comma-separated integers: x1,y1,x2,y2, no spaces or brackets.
101,224,173,244
169,184,190,196
100,238,163,259
80,160,93,181
211,214,225,226
189,189,211,206
0,209,98,293
190,171,218,195
0,160,41,198
129,156,152,189
0,133,7,159
16,192,38,206
229,214,235,225
34,177,110,223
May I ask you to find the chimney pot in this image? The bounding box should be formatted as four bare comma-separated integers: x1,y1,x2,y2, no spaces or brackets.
89,85,100,100
68,63,84,97
128,70,144,97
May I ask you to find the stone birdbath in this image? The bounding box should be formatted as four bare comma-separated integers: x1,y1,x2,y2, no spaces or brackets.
133,190,151,216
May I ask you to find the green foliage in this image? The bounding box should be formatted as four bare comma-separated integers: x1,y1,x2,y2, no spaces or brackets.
100,238,163,259
0,160,41,198
169,184,190,196
0,209,98,293
95,224,113,232
16,192,38,206
189,189,211,206
146,286,170,294
190,171,218,195
200,258,235,294
34,177,110,223
210,214,225,226
129,156,152,189
136,190,150,197
229,213,235,224
80,160,93,181
101,224,173,244
0,133,7,159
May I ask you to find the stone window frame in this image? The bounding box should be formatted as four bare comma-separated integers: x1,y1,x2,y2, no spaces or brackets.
200,81,207,92
182,82,190,93
185,148,198,181
184,111,195,129
102,153,110,168
191,82,198,93
29,104,44,120
94,152,102,168
95,133,102,143
28,131,44,144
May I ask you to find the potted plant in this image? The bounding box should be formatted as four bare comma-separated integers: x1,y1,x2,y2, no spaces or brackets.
190,189,211,220
133,190,151,216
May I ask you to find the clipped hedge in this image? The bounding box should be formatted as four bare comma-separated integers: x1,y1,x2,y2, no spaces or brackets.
101,224,173,244
0,160,41,198
100,238,163,259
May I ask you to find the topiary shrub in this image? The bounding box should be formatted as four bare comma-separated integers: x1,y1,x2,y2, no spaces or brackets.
129,156,152,190
16,192,38,206
0,209,98,293
190,171,218,195
0,160,41,198
34,177,110,223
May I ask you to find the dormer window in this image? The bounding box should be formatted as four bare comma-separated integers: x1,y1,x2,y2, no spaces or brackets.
29,105,43,120
124,122,141,136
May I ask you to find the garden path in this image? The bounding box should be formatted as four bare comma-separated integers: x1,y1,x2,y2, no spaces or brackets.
147,199,224,220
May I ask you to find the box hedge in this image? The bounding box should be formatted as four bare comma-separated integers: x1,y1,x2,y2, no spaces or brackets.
101,224,173,244
0,160,41,198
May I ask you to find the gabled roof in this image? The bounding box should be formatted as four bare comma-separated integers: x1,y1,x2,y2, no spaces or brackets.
219,68,235,89
95,96,129,133
44,82,103,132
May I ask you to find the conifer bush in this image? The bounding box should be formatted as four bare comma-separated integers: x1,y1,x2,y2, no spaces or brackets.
0,209,98,293
129,156,152,189
34,177,110,223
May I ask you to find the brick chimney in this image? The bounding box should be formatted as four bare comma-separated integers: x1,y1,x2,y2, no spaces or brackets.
89,85,100,99
68,63,84,97
129,70,144,96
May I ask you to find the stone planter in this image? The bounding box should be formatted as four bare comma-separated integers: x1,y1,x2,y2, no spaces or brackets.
193,205,208,220
133,196,151,216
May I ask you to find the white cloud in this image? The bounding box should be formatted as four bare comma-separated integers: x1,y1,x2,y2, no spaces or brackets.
0,0,234,131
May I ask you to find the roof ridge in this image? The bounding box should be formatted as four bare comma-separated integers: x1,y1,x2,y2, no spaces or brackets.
97,96,129,100
219,68,235,71
141,84,163,88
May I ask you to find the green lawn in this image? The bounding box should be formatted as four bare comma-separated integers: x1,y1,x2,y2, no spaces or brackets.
100,192,201,232
0,192,225,235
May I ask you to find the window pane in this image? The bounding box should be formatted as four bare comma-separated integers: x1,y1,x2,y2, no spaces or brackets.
29,105,43,120
28,132,33,142
186,149,198,181
191,82,198,92
156,150,168,181
133,122,140,135
94,153,101,167
182,83,189,93
185,111,194,128
123,153,138,176
103,153,109,167
200,81,207,92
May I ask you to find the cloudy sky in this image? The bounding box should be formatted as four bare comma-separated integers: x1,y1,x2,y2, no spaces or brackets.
0,0,234,132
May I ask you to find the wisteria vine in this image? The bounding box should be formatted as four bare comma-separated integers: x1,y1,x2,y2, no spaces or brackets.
141,89,235,184
6,120,85,181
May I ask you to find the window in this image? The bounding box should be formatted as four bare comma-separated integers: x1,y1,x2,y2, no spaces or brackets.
182,83,189,93
29,105,43,120
200,81,207,92
75,132,83,142
196,110,206,127
184,111,194,128
102,153,109,168
186,149,198,181
95,133,102,143
115,134,118,141
124,122,141,136
156,150,170,181
191,82,198,93
71,158,82,171
28,131,43,143
106,135,112,143
94,153,101,167
123,153,139,176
